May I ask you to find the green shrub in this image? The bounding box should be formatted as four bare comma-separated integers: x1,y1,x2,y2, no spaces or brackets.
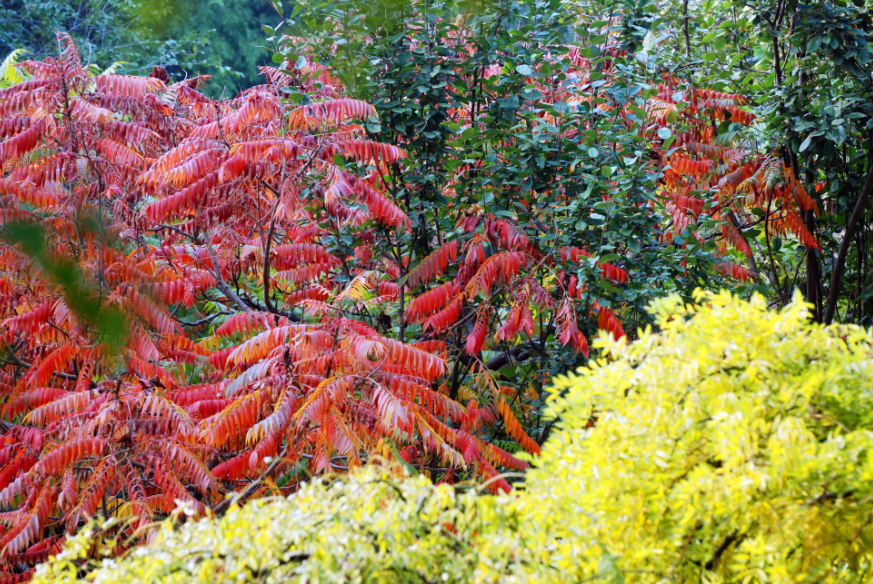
34,291,873,583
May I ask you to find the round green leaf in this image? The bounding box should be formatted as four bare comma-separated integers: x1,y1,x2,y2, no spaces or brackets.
799,135,813,152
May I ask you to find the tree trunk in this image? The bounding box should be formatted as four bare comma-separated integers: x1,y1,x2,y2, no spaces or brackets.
823,158,873,324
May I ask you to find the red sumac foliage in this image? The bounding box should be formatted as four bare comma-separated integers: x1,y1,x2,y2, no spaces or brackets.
0,36,553,573
658,82,819,265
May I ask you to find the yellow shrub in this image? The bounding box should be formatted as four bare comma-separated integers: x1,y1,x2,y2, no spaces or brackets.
34,291,873,583
523,290,873,583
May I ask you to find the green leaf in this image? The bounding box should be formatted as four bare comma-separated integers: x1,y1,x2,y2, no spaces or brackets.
799,135,813,152
642,31,657,52
599,280,623,294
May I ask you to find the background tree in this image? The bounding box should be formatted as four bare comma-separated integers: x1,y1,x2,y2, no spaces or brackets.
0,34,454,567
128,0,291,94
3,0,872,576
0,0,290,96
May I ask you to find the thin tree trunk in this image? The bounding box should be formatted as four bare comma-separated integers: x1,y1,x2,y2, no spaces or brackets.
682,0,691,57
824,158,873,323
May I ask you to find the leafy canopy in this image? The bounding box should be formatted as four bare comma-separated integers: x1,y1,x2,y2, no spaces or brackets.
619,0,873,325
528,289,873,581
5,0,873,575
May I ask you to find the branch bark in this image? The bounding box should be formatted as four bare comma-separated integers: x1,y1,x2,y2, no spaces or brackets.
1,353,77,380
682,0,691,57
213,445,287,515
205,235,252,314
262,212,279,315
705,531,741,570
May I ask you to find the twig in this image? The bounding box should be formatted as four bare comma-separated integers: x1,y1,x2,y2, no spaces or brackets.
213,445,288,515
176,311,230,327
205,233,252,314
2,353,77,380
824,153,873,323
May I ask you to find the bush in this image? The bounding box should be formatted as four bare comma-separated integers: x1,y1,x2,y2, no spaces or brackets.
524,290,873,582
34,291,873,583
34,466,524,584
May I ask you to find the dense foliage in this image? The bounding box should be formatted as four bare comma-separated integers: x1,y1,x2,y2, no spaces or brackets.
0,6,796,554
31,291,873,583
282,0,827,438
0,34,474,568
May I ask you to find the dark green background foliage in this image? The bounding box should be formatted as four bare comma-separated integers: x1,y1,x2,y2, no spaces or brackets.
274,0,873,442
0,0,289,95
